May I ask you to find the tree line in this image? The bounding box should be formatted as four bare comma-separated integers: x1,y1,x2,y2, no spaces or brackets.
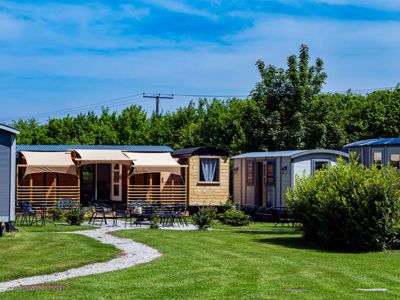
12,45,400,155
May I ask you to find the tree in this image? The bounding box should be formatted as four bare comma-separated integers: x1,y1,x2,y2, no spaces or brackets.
251,44,327,150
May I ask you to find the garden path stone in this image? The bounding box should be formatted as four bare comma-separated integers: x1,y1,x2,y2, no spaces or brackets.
0,227,161,293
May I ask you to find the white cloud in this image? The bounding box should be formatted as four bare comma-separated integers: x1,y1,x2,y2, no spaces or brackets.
142,0,217,19
312,0,400,11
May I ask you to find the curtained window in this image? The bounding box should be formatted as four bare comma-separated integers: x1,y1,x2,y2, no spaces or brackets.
199,158,220,183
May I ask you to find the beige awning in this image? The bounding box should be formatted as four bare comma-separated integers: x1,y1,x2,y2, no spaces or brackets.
21,151,77,176
74,150,132,165
124,152,183,175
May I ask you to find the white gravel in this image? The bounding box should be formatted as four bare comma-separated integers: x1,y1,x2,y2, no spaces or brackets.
0,227,161,293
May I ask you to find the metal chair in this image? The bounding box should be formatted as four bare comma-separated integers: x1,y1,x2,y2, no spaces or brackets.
89,204,108,226
20,202,38,226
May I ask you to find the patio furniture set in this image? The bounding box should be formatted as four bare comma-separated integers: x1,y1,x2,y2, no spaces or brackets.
88,202,189,228
15,200,189,228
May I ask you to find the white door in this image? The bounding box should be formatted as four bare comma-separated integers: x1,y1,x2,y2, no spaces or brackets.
111,164,122,201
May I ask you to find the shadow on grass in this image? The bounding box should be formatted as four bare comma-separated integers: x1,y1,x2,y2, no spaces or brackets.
234,229,302,235
254,236,364,254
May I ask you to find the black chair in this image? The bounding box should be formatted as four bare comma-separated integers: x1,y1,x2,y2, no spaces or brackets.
20,202,38,226
134,203,156,227
112,204,132,227
158,205,175,227
174,205,188,227
272,207,294,226
255,207,274,222
89,204,109,226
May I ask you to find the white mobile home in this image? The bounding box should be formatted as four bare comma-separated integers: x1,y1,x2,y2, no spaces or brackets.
0,124,19,233
344,138,400,169
232,149,348,209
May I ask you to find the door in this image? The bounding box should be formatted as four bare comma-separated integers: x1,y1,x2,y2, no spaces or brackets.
97,164,111,201
111,164,122,201
80,165,95,206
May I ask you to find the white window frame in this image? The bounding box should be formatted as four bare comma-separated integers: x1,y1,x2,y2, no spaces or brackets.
111,163,123,201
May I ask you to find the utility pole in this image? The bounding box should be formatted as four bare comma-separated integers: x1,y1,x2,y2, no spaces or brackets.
143,93,174,117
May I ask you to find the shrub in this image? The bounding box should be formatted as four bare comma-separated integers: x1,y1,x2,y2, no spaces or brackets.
47,207,63,221
192,206,217,230
65,209,85,226
218,209,250,226
219,197,236,213
150,216,160,229
286,155,400,251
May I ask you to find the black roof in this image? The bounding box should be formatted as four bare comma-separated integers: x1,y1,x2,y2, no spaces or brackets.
172,146,229,157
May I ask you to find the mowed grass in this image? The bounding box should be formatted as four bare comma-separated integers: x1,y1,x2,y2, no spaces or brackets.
0,231,119,282
2,224,400,300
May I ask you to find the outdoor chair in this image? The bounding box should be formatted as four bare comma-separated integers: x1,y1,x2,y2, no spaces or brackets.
272,207,295,227
111,204,132,227
255,207,274,222
20,202,38,226
89,204,110,226
56,199,77,211
173,205,188,227
134,203,156,227
15,201,24,223
158,205,175,227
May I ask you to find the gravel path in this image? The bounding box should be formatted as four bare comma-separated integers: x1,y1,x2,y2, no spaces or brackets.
0,227,161,293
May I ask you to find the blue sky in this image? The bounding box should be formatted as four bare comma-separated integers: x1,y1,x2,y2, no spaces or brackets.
0,0,400,122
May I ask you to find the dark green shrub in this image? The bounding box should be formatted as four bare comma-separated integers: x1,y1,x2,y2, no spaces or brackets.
218,209,250,226
192,206,217,230
47,207,63,221
286,155,400,251
65,209,85,226
219,197,236,213
150,216,160,229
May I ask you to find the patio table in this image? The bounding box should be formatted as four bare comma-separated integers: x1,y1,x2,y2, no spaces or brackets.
33,203,56,226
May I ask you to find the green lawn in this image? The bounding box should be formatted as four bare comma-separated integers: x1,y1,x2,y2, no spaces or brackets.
15,223,95,232
2,224,400,299
0,231,119,282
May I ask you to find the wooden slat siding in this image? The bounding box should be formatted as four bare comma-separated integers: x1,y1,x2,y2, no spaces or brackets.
17,186,80,207
127,184,186,205
17,170,80,207
187,155,230,206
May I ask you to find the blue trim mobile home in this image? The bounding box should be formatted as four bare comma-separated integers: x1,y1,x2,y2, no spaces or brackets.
0,124,19,226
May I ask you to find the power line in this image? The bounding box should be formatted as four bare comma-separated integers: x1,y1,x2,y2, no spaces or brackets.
0,93,143,122
174,93,249,98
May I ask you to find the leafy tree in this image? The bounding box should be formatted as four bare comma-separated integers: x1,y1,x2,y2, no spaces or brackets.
251,44,327,150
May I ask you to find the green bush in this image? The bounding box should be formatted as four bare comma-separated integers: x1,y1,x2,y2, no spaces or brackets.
150,216,160,229
65,209,85,226
286,155,400,251
192,207,217,230
47,207,64,221
218,209,250,226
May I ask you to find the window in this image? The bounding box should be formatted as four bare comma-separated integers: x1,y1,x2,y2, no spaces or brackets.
246,161,254,185
390,154,400,169
373,152,382,167
265,161,275,185
199,158,220,183
313,160,330,175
